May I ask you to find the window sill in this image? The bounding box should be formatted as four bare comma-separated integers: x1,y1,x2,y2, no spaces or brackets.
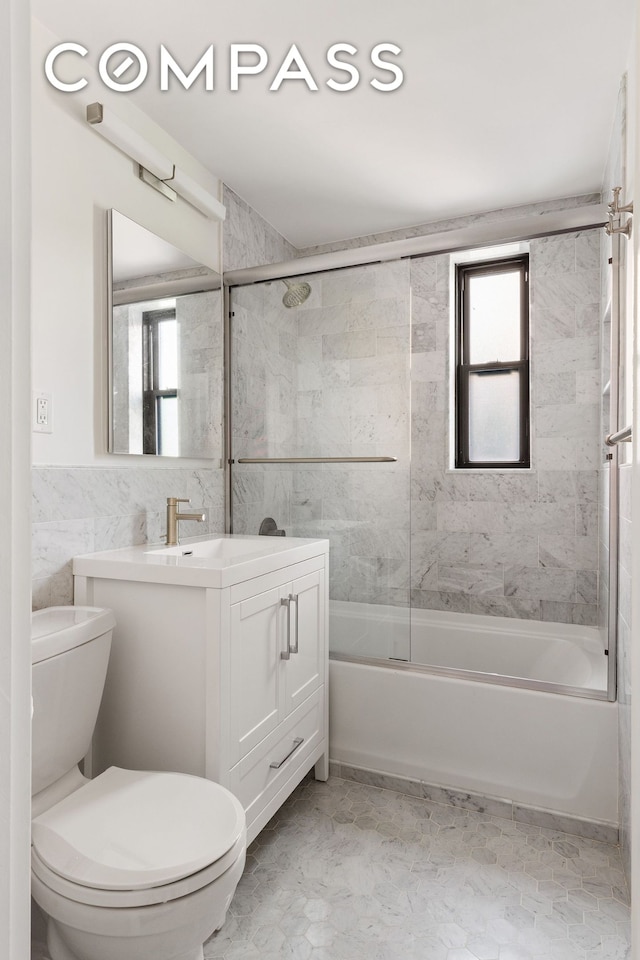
446,467,535,474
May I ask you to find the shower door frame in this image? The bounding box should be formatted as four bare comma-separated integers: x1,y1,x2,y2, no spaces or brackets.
223,202,616,700
604,220,630,703
223,284,233,533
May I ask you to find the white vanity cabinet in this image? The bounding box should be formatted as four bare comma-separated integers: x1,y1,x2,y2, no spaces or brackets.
73,536,329,844
229,567,324,762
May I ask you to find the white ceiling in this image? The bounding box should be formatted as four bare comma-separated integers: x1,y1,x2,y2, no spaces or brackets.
34,0,634,248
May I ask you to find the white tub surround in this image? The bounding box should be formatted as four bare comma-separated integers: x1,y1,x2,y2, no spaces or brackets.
328,602,615,833
329,658,618,830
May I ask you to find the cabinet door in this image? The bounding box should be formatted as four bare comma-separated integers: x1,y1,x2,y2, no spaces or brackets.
283,569,325,717
229,585,288,764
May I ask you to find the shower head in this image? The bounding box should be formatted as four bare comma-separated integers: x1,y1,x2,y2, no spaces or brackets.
282,279,311,308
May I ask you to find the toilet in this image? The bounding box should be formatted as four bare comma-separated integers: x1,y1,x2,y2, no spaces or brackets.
31,605,246,960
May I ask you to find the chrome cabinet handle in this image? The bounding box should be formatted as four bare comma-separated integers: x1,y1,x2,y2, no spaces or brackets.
289,594,299,654
280,596,291,659
280,593,299,658
269,737,304,769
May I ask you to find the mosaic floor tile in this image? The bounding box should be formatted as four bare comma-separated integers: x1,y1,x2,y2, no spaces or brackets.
205,777,630,960
30,775,630,959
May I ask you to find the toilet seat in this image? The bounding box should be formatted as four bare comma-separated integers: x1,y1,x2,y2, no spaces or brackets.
31,834,246,909
31,766,246,908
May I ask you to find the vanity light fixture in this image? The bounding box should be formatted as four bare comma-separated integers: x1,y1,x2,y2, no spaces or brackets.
86,102,226,221
162,165,227,221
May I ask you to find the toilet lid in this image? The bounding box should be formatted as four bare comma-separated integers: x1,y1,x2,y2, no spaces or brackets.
31,606,116,664
31,767,245,890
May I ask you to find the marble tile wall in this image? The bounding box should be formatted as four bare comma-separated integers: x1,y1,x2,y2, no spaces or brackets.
223,187,606,622
230,279,298,536
299,193,601,257
230,233,602,626
230,260,413,609
32,466,225,609
290,261,412,606
176,291,224,458
222,185,297,272
299,196,606,621
225,180,305,535
232,262,410,605
409,231,602,625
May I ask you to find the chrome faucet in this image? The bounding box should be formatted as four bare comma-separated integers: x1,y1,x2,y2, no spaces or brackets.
166,498,206,546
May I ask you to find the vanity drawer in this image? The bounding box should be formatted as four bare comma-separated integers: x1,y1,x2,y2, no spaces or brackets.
228,686,324,824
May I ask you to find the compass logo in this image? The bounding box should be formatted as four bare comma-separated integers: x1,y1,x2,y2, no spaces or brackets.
44,42,405,93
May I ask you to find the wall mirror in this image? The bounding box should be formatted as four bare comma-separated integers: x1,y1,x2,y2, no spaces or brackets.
108,209,222,458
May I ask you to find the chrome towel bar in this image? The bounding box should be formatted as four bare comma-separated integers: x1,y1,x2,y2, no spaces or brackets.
605,425,632,446
236,456,397,464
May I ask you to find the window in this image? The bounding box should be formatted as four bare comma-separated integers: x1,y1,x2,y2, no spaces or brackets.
142,308,179,456
455,255,529,469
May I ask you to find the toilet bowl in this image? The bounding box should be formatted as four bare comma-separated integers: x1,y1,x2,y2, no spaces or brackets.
31,606,246,960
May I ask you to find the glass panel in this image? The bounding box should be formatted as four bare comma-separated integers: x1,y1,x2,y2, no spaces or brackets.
229,236,606,693
158,395,179,456
230,261,411,661
468,370,520,462
157,317,178,390
468,270,521,363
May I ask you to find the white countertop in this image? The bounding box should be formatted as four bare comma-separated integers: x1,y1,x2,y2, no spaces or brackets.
73,534,329,589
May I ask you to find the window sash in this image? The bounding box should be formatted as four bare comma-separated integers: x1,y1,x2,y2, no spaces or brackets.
142,308,178,456
455,256,530,469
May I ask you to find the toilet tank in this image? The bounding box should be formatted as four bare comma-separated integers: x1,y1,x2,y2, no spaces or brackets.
31,606,115,797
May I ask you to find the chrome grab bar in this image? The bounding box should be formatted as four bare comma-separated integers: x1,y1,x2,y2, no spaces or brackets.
236,456,397,463
605,425,632,446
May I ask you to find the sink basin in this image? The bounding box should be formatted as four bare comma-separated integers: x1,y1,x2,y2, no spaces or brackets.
74,534,329,590
146,537,281,561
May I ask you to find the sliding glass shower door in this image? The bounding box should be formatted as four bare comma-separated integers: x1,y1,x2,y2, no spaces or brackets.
229,260,412,660
228,225,609,694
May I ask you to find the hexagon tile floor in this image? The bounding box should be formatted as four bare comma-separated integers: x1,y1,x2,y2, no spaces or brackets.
204,776,630,960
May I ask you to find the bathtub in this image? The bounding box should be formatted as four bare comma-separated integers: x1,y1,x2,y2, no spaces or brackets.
329,600,618,826
330,599,608,697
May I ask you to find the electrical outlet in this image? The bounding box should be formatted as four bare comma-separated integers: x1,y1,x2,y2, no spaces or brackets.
33,392,53,433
